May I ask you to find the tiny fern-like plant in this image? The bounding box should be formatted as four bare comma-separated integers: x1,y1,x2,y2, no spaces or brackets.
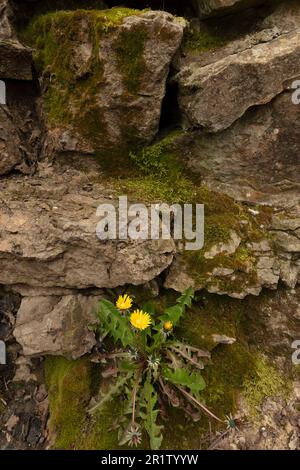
89,288,233,449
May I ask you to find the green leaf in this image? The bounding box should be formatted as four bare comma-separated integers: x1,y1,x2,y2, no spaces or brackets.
142,301,156,316
158,288,195,328
162,367,206,395
119,360,139,373
97,299,135,348
140,379,163,450
176,287,194,309
160,304,183,325
88,371,133,415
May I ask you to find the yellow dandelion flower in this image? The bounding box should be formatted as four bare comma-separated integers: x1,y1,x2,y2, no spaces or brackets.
130,310,152,331
163,321,173,331
116,294,133,311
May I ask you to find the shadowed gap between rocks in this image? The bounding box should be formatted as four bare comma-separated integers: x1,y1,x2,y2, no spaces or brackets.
159,77,181,133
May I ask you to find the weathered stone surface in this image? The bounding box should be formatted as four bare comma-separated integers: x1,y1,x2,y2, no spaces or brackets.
0,0,33,80
0,81,41,175
26,10,185,157
165,199,300,298
0,106,23,174
0,0,14,40
204,231,241,259
179,90,300,207
14,294,99,359
175,30,300,132
0,163,175,292
0,40,33,81
261,0,300,33
192,0,267,18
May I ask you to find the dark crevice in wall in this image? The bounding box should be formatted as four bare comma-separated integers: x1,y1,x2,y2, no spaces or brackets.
159,77,181,133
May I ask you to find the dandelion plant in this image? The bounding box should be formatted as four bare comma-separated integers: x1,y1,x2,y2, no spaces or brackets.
89,288,234,449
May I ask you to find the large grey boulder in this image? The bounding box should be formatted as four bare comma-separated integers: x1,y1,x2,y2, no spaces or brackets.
24,10,186,157
180,91,300,207
0,163,175,292
175,30,300,132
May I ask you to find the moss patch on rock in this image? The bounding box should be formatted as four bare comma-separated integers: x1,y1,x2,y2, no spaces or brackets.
44,356,92,449
243,353,286,417
44,355,122,449
115,25,149,94
183,24,226,53
114,130,273,295
20,8,148,157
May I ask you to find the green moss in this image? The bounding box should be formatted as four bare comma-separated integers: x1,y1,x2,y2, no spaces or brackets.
203,344,255,418
183,26,226,53
44,356,131,450
115,174,197,204
45,356,92,449
20,8,146,150
115,26,149,94
243,354,287,417
174,294,289,421
129,131,181,176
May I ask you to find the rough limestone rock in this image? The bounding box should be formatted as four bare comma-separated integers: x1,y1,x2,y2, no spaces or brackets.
0,163,175,292
24,9,186,157
192,0,269,18
179,91,300,207
0,0,33,80
14,294,99,359
0,80,40,175
0,107,23,175
175,30,300,132
0,0,14,40
0,1,39,176
165,201,300,298
0,40,33,81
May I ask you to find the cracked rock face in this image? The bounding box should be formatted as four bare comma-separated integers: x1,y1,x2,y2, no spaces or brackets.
176,30,300,132
26,10,186,157
180,91,300,207
0,81,41,175
0,164,175,292
0,107,23,175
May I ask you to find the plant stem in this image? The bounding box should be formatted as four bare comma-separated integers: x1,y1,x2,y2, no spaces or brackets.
131,368,142,426
176,385,224,424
